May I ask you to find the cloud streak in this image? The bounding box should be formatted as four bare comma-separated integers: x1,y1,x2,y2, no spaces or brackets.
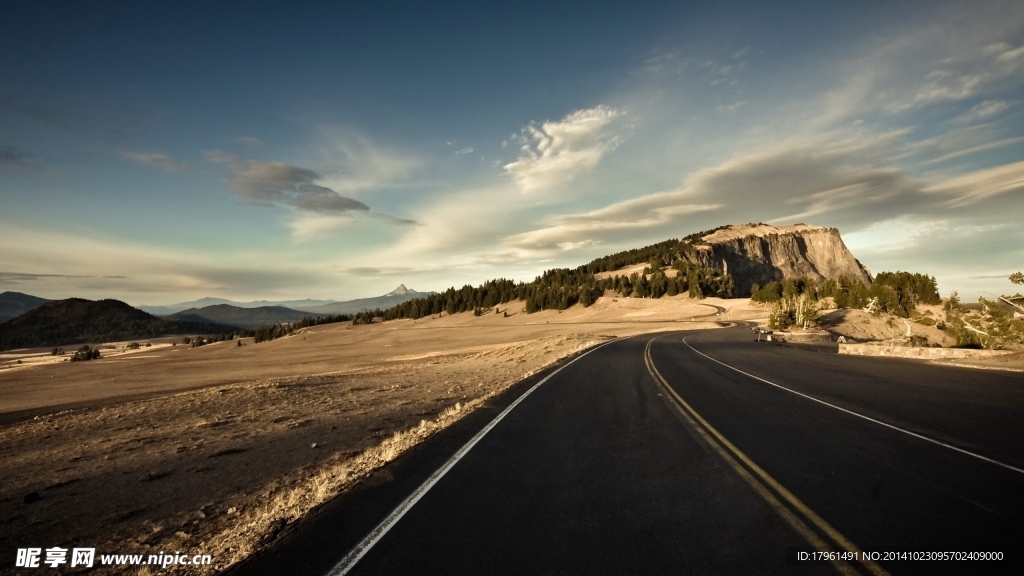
819,7,1024,122
503,134,1024,254
123,151,189,171
206,152,370,214
504,105,624,193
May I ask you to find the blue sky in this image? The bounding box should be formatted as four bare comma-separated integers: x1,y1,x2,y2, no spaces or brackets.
1,0,1022,304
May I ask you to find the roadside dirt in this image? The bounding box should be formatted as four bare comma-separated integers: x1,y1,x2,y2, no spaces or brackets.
816,308,954,347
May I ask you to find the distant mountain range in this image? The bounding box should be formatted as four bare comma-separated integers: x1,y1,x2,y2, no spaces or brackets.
165,304,318,329
140,285,434,329
136,285,432,316
0,291,50,323
137,297,338,316
0,286,433,346
300,285,435,315
0,298,238,351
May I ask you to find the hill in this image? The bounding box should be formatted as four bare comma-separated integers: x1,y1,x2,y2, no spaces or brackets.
347,223,886,324
165,304,317,329
0,298,239,351
687,224,872,295
138,297,337,316
0,291,49,323
302,285,436,315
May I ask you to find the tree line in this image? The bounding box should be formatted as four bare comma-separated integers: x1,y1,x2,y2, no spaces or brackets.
751,271,941,328
348,263,736,324
252,313,352,343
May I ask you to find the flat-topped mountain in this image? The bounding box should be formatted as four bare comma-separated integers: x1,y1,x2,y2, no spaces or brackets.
0,298,237,351
684,224,872,295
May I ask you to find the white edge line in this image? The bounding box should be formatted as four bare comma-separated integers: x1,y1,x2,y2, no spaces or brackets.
326,339,618,576
679,336,1024,476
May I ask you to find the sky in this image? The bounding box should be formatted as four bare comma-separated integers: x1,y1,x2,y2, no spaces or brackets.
1,0,1022,305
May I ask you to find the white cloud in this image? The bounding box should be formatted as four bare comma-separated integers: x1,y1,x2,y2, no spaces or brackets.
638,49,687,76
287,211,415,242
504,197,718,251
503,105,624,194
314,134,421,195
954,99,1015,124
501,131,1024,254
819,6,1024,121
122,151,188,171
923,136,1024,164
924,159,1024,204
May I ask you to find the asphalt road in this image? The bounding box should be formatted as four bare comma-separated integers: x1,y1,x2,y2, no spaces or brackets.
232,326,1024,576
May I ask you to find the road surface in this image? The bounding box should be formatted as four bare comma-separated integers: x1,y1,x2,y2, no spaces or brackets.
231,326,1024,575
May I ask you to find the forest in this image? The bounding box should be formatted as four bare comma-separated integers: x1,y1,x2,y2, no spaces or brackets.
349,227,765,325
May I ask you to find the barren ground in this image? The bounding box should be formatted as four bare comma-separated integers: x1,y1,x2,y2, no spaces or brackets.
817,307,954,347
0,296,760,574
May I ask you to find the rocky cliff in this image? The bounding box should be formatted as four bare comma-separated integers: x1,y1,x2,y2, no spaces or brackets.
685,224,872,296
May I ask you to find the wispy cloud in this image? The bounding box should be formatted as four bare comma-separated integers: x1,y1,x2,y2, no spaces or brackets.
954,99,1015,124
503,131,1024,254
924,159,1024,205
287,211,416,242
0,271,94,283
0,222,336,302
0,146,33,168
314,133,421,195
123,151,188,171
206,151,370,214
820,8,1024,121
503,105,625,194
923,136,1024,164
504,198,718,251
638,49,687,76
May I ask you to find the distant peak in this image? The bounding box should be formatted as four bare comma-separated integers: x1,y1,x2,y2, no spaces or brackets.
387,284,414,296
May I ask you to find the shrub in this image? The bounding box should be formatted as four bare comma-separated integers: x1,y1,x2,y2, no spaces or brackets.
70,345,101,362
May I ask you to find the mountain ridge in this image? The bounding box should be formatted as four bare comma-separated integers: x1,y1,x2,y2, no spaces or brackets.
0,291,50,324
0,299,239,351
302,286,436,315
164,304,323,329
138,297,338,316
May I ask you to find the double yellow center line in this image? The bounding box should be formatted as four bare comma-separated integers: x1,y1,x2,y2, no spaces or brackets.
644,336,891,576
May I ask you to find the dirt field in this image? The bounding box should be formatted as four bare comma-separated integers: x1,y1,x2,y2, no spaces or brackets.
0,296,761,574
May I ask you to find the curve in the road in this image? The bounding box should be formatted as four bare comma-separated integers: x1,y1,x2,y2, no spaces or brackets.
644,336,890,576
680,335,1024,476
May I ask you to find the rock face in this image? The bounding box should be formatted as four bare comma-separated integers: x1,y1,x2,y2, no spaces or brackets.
686,224,872,296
